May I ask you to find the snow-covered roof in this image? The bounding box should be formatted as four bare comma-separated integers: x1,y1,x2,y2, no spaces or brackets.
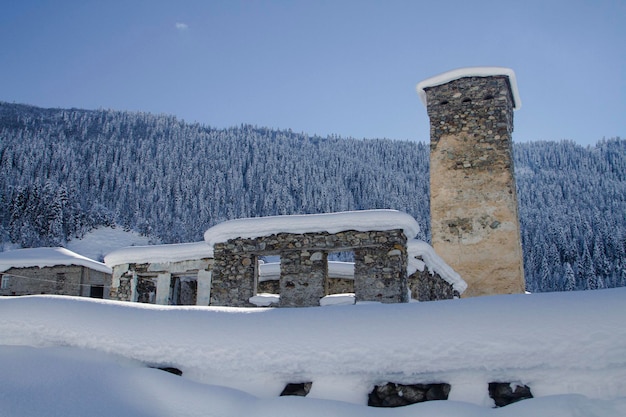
416,66,521,110
0,247,111,274
407,239,467,294
104,241,213,267
204,210,420,246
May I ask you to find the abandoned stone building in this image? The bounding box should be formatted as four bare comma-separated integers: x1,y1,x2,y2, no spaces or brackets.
104,242,213,305
105,210,466,307
0,247,111,298
417,67,526,297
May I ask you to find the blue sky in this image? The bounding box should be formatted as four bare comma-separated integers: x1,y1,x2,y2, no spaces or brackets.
1,0,624,145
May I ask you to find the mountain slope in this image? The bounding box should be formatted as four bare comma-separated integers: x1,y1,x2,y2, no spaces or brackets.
1,102,624,291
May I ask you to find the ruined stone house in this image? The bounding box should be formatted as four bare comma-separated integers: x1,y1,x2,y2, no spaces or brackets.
104,242,213,305
0,247,111,298
106,210,466,307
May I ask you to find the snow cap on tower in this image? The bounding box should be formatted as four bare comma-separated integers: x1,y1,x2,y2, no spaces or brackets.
416,66,521,110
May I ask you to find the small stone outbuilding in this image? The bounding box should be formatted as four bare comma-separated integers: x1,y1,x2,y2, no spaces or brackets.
0,247,111,298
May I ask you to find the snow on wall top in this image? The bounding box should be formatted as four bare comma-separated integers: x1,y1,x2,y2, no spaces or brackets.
416,66,521,110
104,241,213,267
0,247,111,274
204,210,420,247
407,239,467,294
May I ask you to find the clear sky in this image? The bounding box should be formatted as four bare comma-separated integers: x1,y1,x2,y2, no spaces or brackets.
1,0,624,145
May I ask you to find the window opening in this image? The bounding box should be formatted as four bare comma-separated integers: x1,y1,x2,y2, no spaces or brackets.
256,255,280,295
169,275,197,305
136,277,157,304
327,251,355,295
89,285,104,298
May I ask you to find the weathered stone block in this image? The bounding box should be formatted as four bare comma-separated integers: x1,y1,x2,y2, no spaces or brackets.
368,382,451,407
488,382,533,407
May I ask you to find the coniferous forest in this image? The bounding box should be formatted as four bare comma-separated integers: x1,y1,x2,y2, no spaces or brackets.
1,102,624,292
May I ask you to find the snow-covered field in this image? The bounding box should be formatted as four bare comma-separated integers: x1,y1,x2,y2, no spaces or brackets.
1,288,625,416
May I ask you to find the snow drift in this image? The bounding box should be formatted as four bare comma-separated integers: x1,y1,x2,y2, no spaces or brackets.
1,288,625,409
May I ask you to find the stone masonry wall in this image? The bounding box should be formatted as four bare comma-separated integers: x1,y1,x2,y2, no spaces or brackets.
1,265,87,297
211,229,408,307
354,246,408,303
109,269,133,301
408,267,457,302
210,250,256,307
279,249,327,307
425,75,525,297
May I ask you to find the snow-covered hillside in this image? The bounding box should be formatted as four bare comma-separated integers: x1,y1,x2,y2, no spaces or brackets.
3,102,625,293
66,226,158,262
1,288,625,416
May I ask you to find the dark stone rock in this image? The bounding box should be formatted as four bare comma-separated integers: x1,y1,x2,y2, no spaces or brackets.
280,382,312,397
399,384,425,403
426,383,451,401
488,382,533,407
368,382,450,407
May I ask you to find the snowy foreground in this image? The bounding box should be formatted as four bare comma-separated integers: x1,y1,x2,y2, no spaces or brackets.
1,289,626,417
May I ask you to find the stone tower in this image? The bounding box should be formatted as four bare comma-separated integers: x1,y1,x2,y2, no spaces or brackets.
416,67,525,297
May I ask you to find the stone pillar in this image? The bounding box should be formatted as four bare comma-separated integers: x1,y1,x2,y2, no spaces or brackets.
130,272,138,302
210,243,256,307
354,245,408,303
279,250,327,307
155,273,171,305
196,269,212,306
418,69,525,297
114,274,132,301
110,266,120,300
